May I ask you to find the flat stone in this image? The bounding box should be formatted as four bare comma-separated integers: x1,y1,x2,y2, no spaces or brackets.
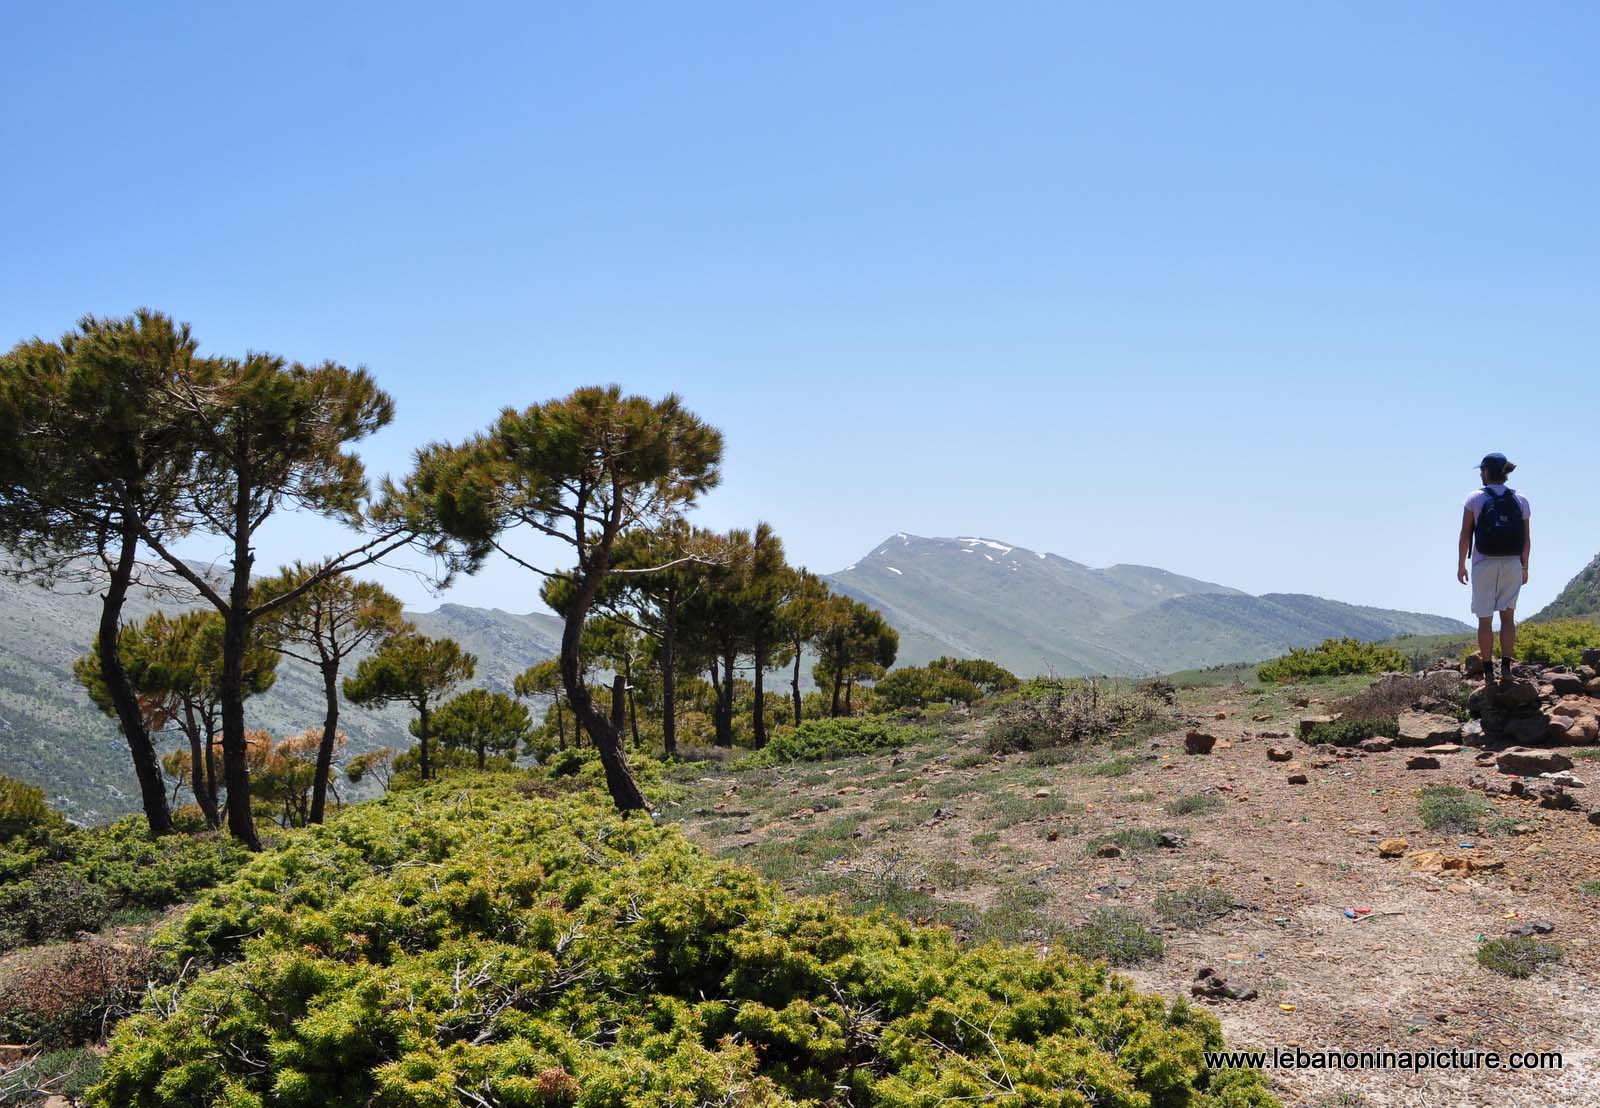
1551,673,1587,696
1266,747,1293,762
1378,837,1409,857
1397,711,1463,747
1497,747,1574,776
1539,771,1586,788
1359,737,1393,753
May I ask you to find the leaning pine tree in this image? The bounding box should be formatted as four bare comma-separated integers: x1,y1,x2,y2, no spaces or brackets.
396,385,723,812
0,313,206,836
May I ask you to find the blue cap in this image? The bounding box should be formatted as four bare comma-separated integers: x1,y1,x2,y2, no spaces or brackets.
1478,452,1515,474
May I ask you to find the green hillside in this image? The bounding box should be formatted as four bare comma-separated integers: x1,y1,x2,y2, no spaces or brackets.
1533,551,1600,622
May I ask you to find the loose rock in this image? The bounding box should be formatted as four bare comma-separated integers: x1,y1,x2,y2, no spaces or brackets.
1185,731,1216,755
1397,711,1463,747
1287,773,1309,785
1406,755,1441,770
1267,747,1293,762
1378,837,1409,857
1497,747,1574,776
1359,737,1393,753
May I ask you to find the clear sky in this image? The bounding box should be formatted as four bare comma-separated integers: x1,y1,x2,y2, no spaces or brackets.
4,2,1596,623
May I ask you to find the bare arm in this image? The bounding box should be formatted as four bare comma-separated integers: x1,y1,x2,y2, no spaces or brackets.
1457,507,1474,584
1522,518,1531,583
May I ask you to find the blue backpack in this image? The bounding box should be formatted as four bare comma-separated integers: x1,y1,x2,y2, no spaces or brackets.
1474,487,1525,558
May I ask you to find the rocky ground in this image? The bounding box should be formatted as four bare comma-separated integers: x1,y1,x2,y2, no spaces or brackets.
668,668,1600,1108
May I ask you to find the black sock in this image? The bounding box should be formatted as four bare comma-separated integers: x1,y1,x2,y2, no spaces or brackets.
1501,657,1514,677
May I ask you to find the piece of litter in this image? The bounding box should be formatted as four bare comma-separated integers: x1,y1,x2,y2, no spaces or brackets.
1343,909,1357,919
1504,913,1518,919
1279,1003,1297,1012
1458,842,1475,849
1353,907,1371,915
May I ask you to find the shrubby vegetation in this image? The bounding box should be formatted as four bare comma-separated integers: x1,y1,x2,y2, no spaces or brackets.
743,717,934,766
0,778,247,952
1465,618,1600,669
1257,637,1407,683
985,678,1172,754
91,777,1275,1108
874,657,1019,711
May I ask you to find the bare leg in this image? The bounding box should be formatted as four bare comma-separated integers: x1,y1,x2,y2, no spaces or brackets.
1478,616,1495,666
1499,608,1516,662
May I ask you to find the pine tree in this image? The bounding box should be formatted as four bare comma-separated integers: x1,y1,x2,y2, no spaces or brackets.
343,631,476,782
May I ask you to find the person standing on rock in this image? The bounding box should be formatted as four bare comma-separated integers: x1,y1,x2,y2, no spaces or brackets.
1457,452,1530,682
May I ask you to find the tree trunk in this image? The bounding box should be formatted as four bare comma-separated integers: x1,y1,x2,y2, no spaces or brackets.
182,701,219,827
830,665,844,717
624,657,640,747
219,602,260,850
203,704,220,815
554,693,566,750
98,529,173,836
791,638,803,726
417,699,432,780
752,643,768,748
714,652,735,748
560,570,646,811
846,678,854,715
661,595,677,758
309,659,340,824
476,739,486,771
611,674,626,733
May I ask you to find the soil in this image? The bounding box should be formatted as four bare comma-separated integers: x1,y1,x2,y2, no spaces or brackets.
672,678,1600,1108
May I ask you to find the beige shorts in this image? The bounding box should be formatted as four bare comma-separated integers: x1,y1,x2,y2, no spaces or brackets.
1471,556,1523,617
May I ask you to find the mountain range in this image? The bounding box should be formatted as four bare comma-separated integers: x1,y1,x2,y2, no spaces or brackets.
824,534,1472,676
0,533,1506,822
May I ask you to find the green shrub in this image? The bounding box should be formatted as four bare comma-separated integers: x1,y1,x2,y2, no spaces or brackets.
1578,880,1600,897
1304,717,1397,747
1477,618,1600,668
1417,785,1493,833
1085,828,1166,855
0,775,64,844
89,776,1276,1108
1058,908,1165,966
1166,792,1223,817
1258,638,1407,684
1155,885,1235,929
1476,937,1564,978
746,717,933,766
0,817,247,953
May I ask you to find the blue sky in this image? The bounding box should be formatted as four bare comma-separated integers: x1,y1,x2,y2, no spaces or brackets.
4,2,1596,622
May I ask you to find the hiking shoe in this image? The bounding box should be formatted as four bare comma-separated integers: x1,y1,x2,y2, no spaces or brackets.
1501,657,1515,679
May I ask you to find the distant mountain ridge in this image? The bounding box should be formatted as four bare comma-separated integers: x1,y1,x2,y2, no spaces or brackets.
825,533,1469,677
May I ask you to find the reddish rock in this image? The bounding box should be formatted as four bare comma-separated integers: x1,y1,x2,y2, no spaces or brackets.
1287,772,1309,785
1185,731,1216,755
1266,747,1293,762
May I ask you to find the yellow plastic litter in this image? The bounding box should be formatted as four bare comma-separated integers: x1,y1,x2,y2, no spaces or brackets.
1279,1003,1297,1012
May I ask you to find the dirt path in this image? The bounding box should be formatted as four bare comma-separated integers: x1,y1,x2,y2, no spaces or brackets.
672,689,1600,1107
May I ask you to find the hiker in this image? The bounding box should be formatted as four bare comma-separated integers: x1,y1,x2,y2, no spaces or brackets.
1457,452,1530,681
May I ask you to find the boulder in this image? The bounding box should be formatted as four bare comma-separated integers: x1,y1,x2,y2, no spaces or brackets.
1502,714,1554,744
1397,712,1463,747
1405,755,1440,770
1359,737,1393,753
1185,731,1216,755
1582,648,1600,669
1539,771,1586,788
1464,654,1485,677
1493,679,1541,711
1537,785,1579,811
1551,673,1588,697
1497,747,1574,776
1588,677,1600,697
1378,837,1409,857
1589,811,1600,828
1266,747,1293,762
